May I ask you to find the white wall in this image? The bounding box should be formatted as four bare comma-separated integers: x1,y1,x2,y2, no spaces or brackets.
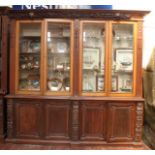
113,1,155,68
143,10,155,68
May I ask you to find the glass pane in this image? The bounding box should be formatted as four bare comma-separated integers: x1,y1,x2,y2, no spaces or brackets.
47,23,71,92
82,23,105,93
111,24,133,93
18,23,41,91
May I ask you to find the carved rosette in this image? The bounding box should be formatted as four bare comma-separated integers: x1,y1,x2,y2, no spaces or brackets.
7,99,14,138
71,101,79,140
135,102,144,142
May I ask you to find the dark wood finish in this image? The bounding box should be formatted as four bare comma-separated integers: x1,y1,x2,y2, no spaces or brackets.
1,16,9,94
80,101,106,141
71,101,79,140
0,15,1,38
0,142,150,150
7,99,14,139
9,20,16,94
0,7,10,142
44,101,71,140
6,94,145,101
0,6,10,93
134,102,144,142
7,98,71,140
0,14,2,142
15,102,41,139
73,20,80,96
0,97,4,142
8,9,149,20
107,102,135,142
5,9,149,148
6,97,145,147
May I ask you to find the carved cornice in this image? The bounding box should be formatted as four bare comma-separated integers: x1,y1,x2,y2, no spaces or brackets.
0,7,10,15
8,11,129,20
8,9,150,20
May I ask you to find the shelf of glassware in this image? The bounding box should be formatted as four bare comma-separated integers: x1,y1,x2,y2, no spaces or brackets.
19,35,41,91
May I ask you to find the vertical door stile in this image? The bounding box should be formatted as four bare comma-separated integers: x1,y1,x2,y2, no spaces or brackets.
43,20,48,95
106,21,112,96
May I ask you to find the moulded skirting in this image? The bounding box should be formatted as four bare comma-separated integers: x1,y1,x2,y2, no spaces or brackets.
5,138,148,148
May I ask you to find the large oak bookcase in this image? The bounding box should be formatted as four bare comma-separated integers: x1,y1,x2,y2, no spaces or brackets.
5,9,149,147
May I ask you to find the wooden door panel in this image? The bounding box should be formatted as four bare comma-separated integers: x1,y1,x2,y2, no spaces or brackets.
44,101,70,140
80,101,106,140
15,102,41,138
108,103,135,142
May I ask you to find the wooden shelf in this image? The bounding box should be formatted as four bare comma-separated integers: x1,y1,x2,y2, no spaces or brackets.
21,36,41,39
48,52,69,55
20,52,40,55
113,70,133,74
48,36,70,39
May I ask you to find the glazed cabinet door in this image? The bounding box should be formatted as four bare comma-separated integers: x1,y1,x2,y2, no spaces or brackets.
109,22,137,96
44,20,74,96
15,21,43,94
79,21,108,96
14,20,74,96
107,102,135,142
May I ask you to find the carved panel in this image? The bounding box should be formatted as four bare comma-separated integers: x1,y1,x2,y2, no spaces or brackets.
80,101,106,140
15,102,41,138
44,101,70,140
108,103,135,142
135,102,144,142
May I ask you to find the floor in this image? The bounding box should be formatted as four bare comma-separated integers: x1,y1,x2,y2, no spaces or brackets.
0,142,150,150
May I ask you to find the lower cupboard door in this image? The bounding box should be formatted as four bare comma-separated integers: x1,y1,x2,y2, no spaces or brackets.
80,102,106,141
44,102,71,140
107,103,135,142
15,103,41,139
